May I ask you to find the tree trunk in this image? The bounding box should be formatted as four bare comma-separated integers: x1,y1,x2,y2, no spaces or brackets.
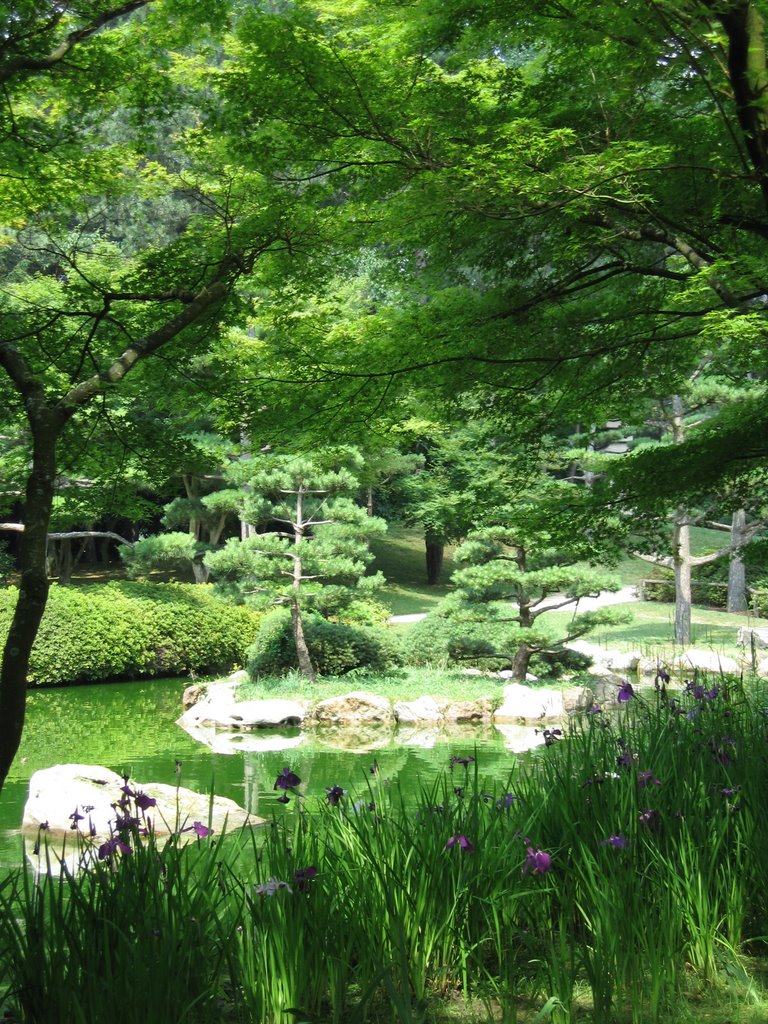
511,643,532,681
727,508,749,613
291,486,316,681
0,411,61,792
57,538,73,585
291,597,315,682
425,536,444,585
191,557,210,584
673,512,692,646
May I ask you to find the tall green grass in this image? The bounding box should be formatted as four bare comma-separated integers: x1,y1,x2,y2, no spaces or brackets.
1,677,767,1023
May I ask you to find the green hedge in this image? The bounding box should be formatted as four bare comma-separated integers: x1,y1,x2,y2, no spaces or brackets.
0,582,261,686
246,611,403,678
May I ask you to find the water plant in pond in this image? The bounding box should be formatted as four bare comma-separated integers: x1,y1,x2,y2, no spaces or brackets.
0,678,766,1023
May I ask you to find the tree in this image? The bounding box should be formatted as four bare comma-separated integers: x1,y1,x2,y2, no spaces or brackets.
0,0,303,792
430,482,626,680
204,452,386,680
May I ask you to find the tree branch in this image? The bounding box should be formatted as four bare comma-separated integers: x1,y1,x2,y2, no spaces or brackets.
0,2,153,85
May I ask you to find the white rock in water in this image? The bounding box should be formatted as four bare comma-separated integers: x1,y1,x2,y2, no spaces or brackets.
178,696,307,730
23,764,258,842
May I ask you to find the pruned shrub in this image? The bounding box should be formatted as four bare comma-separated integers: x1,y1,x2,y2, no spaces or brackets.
0,582,260,685
246,611,402,678
402,611,514,670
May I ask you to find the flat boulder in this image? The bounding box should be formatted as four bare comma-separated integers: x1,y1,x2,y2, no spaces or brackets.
311,691,394,726
23,764,258,841
178,697,307,730
674,649,740,676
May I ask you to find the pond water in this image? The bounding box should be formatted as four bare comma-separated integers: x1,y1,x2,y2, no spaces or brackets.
0,678,526,869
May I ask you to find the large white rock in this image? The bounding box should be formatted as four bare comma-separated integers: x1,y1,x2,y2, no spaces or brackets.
393,696,442,723
23,764,258,841
178,697,307,730
674,649,740,676
737,627,768,650
605,650,643,672
311,691,394,726
494,684,565,722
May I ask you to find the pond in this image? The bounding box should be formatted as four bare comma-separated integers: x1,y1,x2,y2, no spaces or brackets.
0,678,527,869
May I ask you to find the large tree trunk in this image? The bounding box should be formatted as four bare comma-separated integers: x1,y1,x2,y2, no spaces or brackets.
673,512,692,646
727,508,749,612
0,412,60,792
425,535,444,585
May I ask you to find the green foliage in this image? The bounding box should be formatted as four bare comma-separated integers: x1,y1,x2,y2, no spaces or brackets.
0,541,13,583
246,610,402,678
402,607,514,669
0,583,259,685
120,533,203,582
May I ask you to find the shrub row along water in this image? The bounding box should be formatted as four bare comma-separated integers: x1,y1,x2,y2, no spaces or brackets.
0,679,766,1023
0,582,260,684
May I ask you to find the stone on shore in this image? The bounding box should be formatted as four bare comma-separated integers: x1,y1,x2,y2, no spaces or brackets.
310,691,395,726
394,696,442,723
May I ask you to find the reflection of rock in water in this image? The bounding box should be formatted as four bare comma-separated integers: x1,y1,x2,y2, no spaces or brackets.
182,723,305,756
394,725,440,748
493,724,547,754
314,724,394,752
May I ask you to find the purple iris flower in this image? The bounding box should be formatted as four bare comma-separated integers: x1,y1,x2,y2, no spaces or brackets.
637,770,661,788
326,785,345,806
617,682,635,703
497,792,519,809
276,794,290,804
134,791,157,812
587,703,602,715
721,787,739,797
446,834,475,852
601,833,630,848
69,808,84,828
638,809,657,827
181,821,213,838
274,767,301,791
450,755,475,767
294,866,317,892
523,847,552,874
98,836,132,860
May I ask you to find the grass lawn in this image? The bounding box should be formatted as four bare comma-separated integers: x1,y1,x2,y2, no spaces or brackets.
371,525,764,661
370,523,457,615
540,601,753,659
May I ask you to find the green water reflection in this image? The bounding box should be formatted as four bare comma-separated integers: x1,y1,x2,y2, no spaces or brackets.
1,678,521,867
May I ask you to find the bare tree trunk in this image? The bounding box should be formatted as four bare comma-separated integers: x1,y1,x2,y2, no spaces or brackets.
292,486,316,681
673,512,692,646
727,508,749,612
0,410,61,792
57,538,73,585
